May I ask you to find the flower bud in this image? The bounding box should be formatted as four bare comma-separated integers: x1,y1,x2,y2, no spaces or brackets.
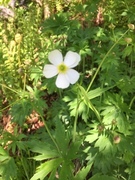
113,135,121,144
125,37,132,44
128,24,134,30
97,124,105,133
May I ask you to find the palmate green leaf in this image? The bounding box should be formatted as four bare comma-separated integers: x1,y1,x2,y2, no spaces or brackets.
101,105,117,126
0,146,9,162
59,161,74,180
54,118,82,158
77,85,115,121
0,146,7,155
117,135,135,155
117,76,135,94
122,45,133,58
68,98,89,122
67,139,83,160
116,112,130,134
87,87,113,100
30,158,63,180
94,154,111,174
0,147,17,180
29,67,42,85
74,164,92,180
1,131,27,154
64,85,113,121
10,99,32,126
29,141,59,160
95,134,114,154
78,85,101,121
85,133,99,143
54,118,69,153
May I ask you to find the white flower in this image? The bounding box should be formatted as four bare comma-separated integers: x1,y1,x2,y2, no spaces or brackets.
43,50,81,89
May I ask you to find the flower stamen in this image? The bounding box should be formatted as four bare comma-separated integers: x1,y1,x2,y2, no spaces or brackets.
58,64,68,73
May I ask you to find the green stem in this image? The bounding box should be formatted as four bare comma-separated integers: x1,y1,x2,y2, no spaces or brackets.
0,99,21,112
87,29,129,92
73,102,80,142
73,89,80,142
23,72,27,91
58,88,62,98
39,113,61,154
88,100,101,122
129,96,135,109
20,151,29,180
0,83,19,95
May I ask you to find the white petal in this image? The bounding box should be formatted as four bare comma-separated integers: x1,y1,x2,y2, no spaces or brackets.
48,50,63,65
64,51,81,68
43,64,58,78
56,74,70,89
66,69,80,84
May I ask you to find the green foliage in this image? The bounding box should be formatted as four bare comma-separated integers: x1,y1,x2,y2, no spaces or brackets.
0,0,135,179
0,146,17,180
29,119,82,180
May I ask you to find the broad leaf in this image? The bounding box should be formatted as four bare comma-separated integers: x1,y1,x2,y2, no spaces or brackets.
30,158,62,180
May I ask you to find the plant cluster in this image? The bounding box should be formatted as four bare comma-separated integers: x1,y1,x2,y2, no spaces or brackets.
0,0,135,179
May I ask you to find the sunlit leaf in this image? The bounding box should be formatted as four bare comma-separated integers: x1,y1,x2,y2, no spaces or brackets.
30,158,62,180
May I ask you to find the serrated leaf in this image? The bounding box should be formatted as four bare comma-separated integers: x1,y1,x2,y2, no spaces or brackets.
54,119,70,153
74,164,92,180
59,161,74,180
116,112,129,134
67,139,82,160
0,157,17,180
88,87,113,100
95,135,114,154
85,133,98,143
122,46,133,58
29,141,59,160
0,146,9,162
10,99,32,126
30,158,62,180
0,146,8,156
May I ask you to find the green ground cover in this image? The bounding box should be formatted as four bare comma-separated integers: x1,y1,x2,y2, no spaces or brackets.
0,0,135,179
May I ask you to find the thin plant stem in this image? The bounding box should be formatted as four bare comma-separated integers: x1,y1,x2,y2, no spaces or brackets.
23,72,27,91
77,84,101,122
58,88,62,98
39,113,61,154
129,96,135,109
129,53,133,77
73,103,80,142
73,89,80,142
87,29,130,92
20,151,30,180
88,100,101,122
17,43,21,67
0,83,19,95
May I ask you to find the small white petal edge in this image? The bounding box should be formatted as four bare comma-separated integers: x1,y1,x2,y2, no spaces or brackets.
48,50,63,65
56,74,70,89
43,65,58,78
64,51,81,68
66,69,80,84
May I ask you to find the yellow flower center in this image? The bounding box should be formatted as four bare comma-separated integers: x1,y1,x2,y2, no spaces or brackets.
58,63,68,73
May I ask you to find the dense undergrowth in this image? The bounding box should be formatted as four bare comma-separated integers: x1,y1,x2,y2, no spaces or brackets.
0,0,135,179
